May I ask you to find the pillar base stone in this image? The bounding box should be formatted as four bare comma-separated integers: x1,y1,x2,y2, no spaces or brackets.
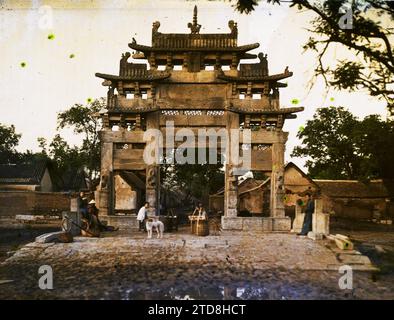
221,216,291,232
100,214,139,231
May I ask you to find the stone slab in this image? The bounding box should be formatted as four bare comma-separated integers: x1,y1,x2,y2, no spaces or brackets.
103,215,139,230
221,217,243,230
242,217,263,231
338,253,372,265
35,231,73,243
272,217,291,231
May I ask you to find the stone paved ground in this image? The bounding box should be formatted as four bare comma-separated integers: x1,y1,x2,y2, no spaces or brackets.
0,224,392,300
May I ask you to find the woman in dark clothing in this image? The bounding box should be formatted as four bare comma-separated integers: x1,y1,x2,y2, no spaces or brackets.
298,194,315,236
77,191,88,219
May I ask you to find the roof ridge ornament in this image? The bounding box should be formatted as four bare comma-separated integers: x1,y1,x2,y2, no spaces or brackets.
228,20,238,36
152,21,160,34
188,5,201,34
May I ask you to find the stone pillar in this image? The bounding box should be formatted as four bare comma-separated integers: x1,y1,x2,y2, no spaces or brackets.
268,131,291,231
292,200,305,233
222,111,242,230
98,141,113,216
145,111,160,216
224,111,239,218
224,164,238,217
312,198,330,236
270,140,285,217
146,165,159,216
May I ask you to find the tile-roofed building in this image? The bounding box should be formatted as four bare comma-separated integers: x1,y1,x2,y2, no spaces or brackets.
209,162,394,220
314,180,389,199
0,161,52,192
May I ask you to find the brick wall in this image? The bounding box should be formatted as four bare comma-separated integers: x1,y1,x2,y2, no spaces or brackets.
0,191,71,217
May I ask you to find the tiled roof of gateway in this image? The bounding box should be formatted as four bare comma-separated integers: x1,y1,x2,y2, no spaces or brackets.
0,161,47,185
314,180,390,198
128,6,258,53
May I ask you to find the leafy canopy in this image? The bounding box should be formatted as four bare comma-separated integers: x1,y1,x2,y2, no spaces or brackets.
232,0,394,113
292,106,394,180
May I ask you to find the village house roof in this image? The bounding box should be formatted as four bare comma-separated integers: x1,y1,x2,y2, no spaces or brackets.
58,168,87,192
314,179,390,199
0,161,47,185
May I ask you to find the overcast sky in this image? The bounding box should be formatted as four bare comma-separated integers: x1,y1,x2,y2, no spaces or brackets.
0,0,388,170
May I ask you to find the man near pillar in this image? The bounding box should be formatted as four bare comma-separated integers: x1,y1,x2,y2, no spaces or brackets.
298,193,314,236
137,202,149,231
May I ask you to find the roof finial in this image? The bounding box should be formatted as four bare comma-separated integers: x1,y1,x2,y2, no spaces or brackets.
193,5,198,25
188,5,201,34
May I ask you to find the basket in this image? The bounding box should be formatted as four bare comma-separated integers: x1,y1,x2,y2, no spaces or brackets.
188,209,209,236
195,219,209,236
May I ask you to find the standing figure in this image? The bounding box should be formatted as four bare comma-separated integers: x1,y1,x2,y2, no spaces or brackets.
298,194,315,236
193,202,207,220
77,191,88,219
137,202,149,231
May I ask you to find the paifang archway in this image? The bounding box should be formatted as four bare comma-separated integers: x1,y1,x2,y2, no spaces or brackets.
95,6,303,231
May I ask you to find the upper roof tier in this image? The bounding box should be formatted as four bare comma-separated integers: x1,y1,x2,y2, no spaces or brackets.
128,5,259,53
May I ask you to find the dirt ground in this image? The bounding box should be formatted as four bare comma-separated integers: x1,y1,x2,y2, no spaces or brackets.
0,218,393,300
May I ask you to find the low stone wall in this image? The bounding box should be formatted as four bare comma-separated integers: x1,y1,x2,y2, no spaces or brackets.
101,215,139,231
221,216,291,232
0,191,71,218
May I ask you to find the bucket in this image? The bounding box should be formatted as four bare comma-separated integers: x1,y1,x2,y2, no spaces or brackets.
195,219,209,236
163,216,178,232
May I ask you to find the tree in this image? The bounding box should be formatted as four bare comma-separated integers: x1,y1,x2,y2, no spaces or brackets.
44,135,84,173
292,106,394,180
57,98,104,182
160,149,224,205
0,123,21,164
232,0,394,113
353,114,394,180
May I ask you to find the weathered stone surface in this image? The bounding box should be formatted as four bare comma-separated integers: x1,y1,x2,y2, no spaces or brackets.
221,217,243,230
307,231,323,240
292,212,305,233
1,229,385,300
242,217,263,231
15,215,45,222
334,237,354,250
272,217,291,231
35,231,73,243
262,217,273,231
338,253,372,265
103,215,138,230
313,212,330,235
70,198,78,212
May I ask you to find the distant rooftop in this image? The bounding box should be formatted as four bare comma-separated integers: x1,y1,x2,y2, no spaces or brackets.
0,161,47,185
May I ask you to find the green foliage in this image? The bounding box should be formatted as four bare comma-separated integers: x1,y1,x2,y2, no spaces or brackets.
292,106,394,180
0,124,22,164
233,0,394,112
56,98,104,183
161,149,224,205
